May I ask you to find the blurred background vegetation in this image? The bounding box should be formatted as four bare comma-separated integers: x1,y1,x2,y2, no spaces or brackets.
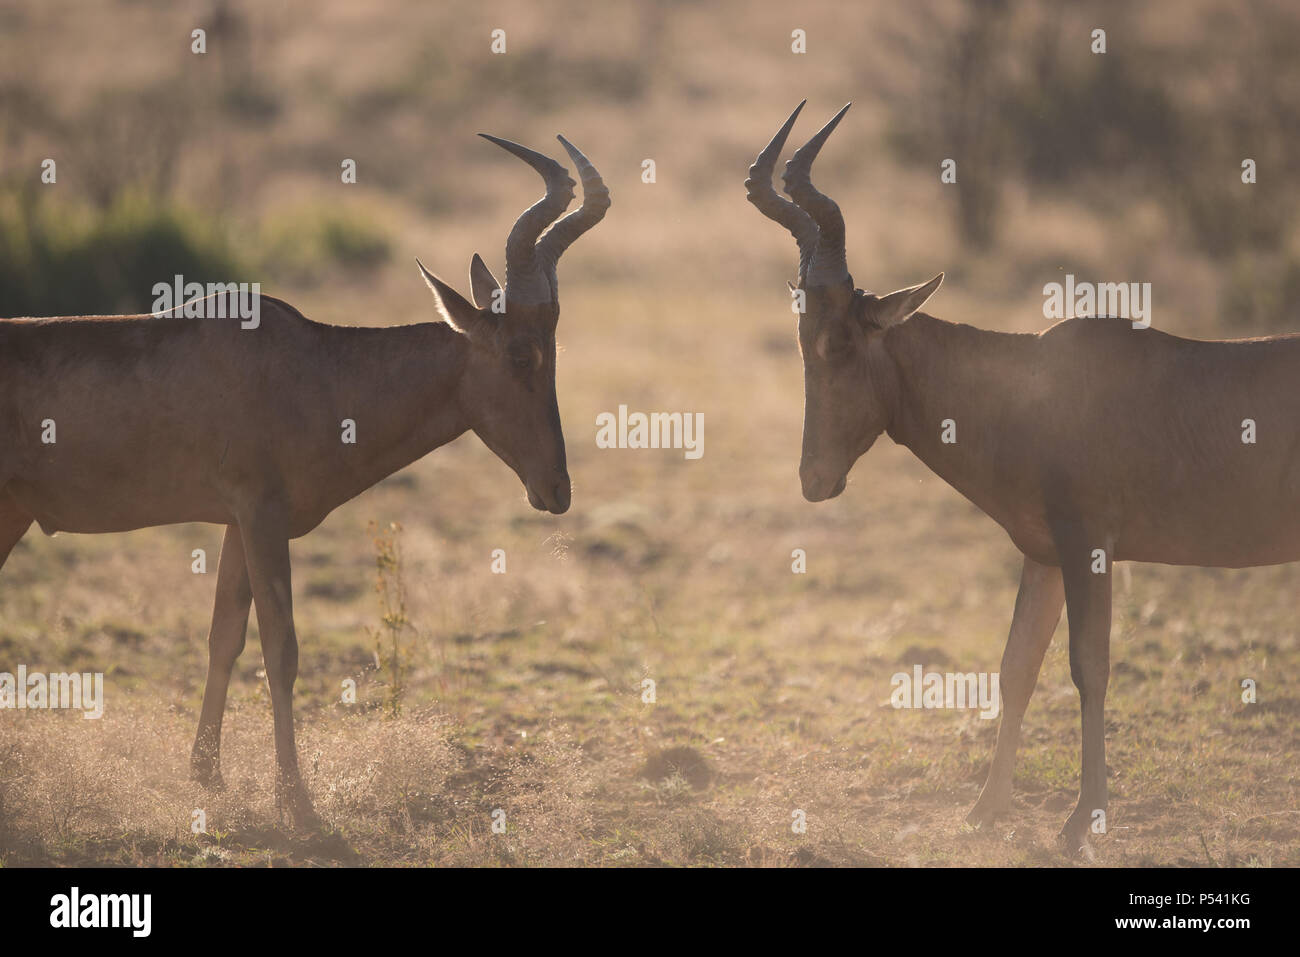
3,0,1300,867
1,0,1298,330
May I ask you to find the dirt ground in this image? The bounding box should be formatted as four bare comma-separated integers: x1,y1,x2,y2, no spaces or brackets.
1,0,1297,866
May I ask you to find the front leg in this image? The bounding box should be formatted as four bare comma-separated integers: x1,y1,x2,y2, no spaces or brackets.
237,500,318,829
968,555,1064,827
191,524,252,789
1056,530,1113,855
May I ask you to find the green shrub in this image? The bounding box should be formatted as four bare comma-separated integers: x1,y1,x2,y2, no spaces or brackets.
258,205,391,284
0,188,244,317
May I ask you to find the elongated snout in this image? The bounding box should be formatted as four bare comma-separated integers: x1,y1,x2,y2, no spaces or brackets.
800,464,847,502
527,468,572,514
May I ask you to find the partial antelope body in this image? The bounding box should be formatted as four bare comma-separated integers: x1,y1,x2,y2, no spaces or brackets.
0,133,609,826
748,101,1300,852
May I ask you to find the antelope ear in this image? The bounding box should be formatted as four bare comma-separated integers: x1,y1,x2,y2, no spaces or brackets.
873,272,944,328
416,258,488,338
468,253,503,311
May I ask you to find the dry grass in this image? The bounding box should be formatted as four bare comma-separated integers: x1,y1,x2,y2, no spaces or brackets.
1,0,1299,866
2,360,1297,866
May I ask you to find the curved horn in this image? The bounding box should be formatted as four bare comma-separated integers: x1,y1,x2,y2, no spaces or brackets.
479,133,576,306
745,100,819,283
782,103,851,288
536,135,611,293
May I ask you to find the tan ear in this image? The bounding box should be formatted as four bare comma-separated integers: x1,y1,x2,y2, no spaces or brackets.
468,253,502,311
873,272,943,328
416,258,489,338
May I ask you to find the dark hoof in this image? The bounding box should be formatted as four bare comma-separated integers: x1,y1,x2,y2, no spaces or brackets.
966,781,1012,829
191,761,226,791
292,806,323,832
1058,815,1099,860
276,782,321,831
966,796,1008,829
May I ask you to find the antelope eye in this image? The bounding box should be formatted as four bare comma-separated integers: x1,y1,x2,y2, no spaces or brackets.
510,352,532,370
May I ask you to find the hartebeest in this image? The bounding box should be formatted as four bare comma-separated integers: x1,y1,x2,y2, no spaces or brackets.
0,133,609,826
748,101,1298,852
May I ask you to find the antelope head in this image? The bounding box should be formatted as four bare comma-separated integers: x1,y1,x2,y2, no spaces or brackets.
417,133,610,514
747,101,943,502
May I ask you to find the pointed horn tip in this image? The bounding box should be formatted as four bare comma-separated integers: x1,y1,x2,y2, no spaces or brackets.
774,99,807,128
782,107,853,181
806,102,852,140
758,100,810,159
815,103,852,135
555,132,591,157
478,132,520,154
480,132,552,158
555,134,599,174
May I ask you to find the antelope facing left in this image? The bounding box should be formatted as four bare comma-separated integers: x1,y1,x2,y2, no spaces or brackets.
747,101,1299,854
0,132,609,826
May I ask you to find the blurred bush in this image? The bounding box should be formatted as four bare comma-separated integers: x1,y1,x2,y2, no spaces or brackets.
1218,256,1300,330
2,0,1297,330
889,4,1300,247
258,205,392,285
0,188,392,317
0,188,244,317
886,0,1300,327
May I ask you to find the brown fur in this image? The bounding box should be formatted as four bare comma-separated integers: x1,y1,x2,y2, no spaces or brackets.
0,133,607,826
750,102,1299,853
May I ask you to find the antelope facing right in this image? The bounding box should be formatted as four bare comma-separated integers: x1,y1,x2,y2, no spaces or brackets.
747,101,1299,853
0,132,608,826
